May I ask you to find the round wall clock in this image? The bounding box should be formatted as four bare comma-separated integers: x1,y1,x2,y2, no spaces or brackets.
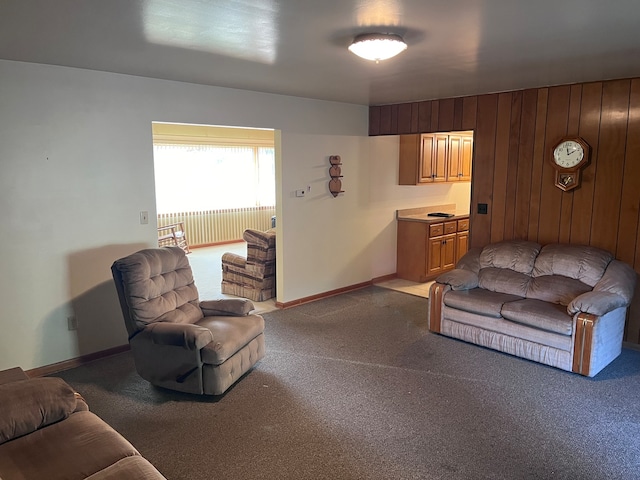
549,136,591,191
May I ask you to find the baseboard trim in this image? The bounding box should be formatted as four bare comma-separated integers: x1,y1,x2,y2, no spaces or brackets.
276,280,373,309
27,344,131,378
372,273,398,283
191,239,244,249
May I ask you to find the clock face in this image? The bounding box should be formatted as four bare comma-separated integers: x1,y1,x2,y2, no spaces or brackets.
553,140,584,168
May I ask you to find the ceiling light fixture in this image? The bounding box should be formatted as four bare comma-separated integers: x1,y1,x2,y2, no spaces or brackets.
348,33,407,63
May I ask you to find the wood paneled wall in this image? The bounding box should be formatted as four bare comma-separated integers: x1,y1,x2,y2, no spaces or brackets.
370,78,640,344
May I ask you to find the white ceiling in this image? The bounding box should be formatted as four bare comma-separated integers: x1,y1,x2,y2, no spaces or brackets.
2,0,640,106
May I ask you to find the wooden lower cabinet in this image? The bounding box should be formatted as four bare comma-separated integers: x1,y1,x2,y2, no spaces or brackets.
397,216,469,282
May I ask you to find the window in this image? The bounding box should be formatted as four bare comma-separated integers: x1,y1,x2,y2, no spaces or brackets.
153,143,275,214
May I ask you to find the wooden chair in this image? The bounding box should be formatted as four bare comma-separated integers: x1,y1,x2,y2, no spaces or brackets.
157,222,190,253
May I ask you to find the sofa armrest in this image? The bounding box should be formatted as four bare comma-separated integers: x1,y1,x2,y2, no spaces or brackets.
435,269,479,290
592,259,637,303
568,291,628,316
0,377,77,445
200,299,255,316
145,322,213,350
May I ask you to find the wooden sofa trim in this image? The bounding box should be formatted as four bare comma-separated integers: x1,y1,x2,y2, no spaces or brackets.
572,313,597,376
428,283,448,333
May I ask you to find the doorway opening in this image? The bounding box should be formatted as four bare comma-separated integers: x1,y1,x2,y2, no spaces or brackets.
151,122,278,312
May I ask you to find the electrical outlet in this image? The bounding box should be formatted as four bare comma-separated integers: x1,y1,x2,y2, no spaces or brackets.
67,316,78,331
140,211,149,224
478,203,488,214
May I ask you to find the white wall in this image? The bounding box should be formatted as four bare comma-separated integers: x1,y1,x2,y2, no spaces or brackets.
0,59,470,371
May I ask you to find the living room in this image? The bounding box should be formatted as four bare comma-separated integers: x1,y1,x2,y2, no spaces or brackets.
1,2,640,479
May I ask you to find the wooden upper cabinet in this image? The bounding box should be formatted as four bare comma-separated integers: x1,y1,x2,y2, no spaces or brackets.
450,134,473,182
418,134,434,183
399,130,473,185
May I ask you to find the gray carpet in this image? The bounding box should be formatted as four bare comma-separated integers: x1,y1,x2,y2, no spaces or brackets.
54,286,640,480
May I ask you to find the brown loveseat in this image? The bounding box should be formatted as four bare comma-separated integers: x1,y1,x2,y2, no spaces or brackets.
0,376,165,479
429,240,637,377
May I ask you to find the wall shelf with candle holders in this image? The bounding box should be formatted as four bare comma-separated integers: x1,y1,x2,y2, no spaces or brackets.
329,155,344,197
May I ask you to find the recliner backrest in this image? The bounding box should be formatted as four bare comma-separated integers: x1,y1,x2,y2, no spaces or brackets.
111,247,203,336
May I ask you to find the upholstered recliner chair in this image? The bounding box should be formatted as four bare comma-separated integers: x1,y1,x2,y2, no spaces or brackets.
111,246,265,395
221,229,276,302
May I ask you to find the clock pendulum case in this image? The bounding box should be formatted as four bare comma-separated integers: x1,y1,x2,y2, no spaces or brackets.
549,136,591,192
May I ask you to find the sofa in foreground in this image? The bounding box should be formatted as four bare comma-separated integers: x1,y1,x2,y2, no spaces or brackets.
0,375,166,479
429,240,636,377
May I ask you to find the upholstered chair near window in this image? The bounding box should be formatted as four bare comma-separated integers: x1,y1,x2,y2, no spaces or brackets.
221,229,276,302
111,246,265,395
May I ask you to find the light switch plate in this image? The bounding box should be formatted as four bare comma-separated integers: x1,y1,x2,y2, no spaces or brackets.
140,211,149,224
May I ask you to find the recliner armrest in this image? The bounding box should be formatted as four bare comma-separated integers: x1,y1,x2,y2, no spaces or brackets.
567,291,628,317
146,322,213,350
200,299,255,316
435,269,479,290
221,252,246,268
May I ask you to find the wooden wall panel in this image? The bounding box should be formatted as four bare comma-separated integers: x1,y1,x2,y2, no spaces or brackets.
537,86,571,245
418,101,432,132
397,103,413,134
490,93,513,243
430,101,440,131
527,88,549,242
590,80,630,254
513,89,537,239
617,79,640,266
438,98,455,131
462,96,477,130
453,98,464,130
471,94,499,247
504,91,523,240
370,76,640,344
558,85,583,243
369,106,381,136
570,82,603,245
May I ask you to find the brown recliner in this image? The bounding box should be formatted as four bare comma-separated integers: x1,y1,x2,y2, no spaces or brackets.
111,246,265,395
221,229,276,301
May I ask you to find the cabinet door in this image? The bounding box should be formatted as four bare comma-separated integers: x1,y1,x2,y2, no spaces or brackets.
456,232,469,263
427,236,444,275
442,234,457,270
428,234,457,275
432,134,448,182
447,134,461,181
459,135,473,181
418,135,435,183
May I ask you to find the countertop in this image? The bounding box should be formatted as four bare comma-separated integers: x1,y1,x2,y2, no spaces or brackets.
397,212,469,223
396,204,469,224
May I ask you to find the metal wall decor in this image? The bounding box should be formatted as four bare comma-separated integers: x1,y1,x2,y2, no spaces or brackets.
329,155,344,197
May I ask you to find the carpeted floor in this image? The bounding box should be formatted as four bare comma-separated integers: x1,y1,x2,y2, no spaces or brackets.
54,286,640,480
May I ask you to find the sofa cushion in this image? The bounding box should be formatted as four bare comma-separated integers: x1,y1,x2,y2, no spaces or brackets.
532,244,613,287
478,267,531,297
0,411,139,480
479,240,541,274
526,275,592,306
444,288,523,318
501,299,573,335
0,377,77,445
442,307,573,351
